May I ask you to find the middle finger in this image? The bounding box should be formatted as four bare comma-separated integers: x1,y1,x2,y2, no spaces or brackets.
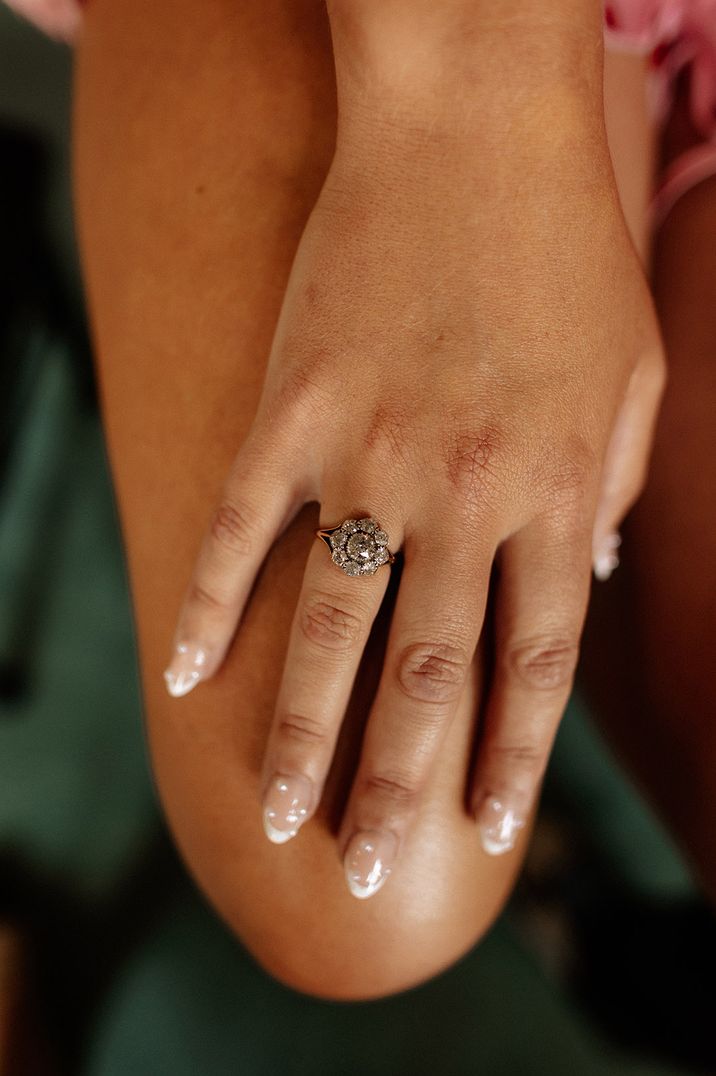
337,516,499,898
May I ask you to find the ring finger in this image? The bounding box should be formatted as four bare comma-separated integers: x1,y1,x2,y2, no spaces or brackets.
259,500,403,843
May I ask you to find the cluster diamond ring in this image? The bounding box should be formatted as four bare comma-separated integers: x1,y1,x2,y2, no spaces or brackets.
316,517,396,577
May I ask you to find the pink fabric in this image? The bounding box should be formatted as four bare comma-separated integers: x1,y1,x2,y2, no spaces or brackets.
5,0,716,223
606,0,716,131
605,0,716,221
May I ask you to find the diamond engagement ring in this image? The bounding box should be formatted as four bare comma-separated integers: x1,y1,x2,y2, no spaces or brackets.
316,517,396,577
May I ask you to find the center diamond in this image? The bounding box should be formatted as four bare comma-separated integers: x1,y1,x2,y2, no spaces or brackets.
346,532,375,560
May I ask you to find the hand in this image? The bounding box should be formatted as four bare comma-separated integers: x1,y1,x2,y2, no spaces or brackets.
162,57,665,898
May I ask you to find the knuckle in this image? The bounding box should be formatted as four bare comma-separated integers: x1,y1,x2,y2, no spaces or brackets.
621,468,649,510
397,640,471,704
276,712,330,748
361,401,417,472
187,580,229,614
644,350,668,411
209,499,257,557
488,739,546,771
270,352,335,425
543,463,593,504
640,339,667,386
533,433,599,507
301,597,364,651
440,423,504,510
506,636,579,691
361,770,421,810
655,354,668,395
650,346,668,389
542,454,598,505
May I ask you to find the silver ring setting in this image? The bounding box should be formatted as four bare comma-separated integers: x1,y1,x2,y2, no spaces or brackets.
316,517,396,577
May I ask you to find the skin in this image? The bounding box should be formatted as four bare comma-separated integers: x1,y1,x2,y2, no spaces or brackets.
71,0,709,999
73,0,524,999
159,0,666,892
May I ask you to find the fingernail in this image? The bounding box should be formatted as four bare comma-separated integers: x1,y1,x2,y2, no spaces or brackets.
163,641,209,697
343,830,398,899
262,774,313,844
476,797,526,855
593,530,621,581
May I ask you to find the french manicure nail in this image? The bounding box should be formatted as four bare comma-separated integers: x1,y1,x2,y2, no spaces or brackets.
163,641,209,697
262,774,313,844
343,830,398,899
593,530,621,581
476,797,526,855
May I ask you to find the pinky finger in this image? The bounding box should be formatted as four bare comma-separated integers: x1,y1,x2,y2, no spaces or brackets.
592,345,667,580
469,515,593,855
163,425,304,697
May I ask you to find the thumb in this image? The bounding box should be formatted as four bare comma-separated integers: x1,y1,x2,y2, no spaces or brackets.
592,345,667,580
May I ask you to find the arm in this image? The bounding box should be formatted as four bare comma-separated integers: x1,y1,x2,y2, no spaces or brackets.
164,0,665,894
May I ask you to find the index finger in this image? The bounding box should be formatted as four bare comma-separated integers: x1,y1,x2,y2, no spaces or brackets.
163,427,301,695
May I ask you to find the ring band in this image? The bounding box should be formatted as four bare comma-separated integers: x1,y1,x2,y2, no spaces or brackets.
315,517,396,576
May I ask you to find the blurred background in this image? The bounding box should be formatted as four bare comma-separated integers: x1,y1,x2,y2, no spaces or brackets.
1,7,715,1075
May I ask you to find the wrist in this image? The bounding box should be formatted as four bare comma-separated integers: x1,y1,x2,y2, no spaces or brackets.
327,0,606,146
